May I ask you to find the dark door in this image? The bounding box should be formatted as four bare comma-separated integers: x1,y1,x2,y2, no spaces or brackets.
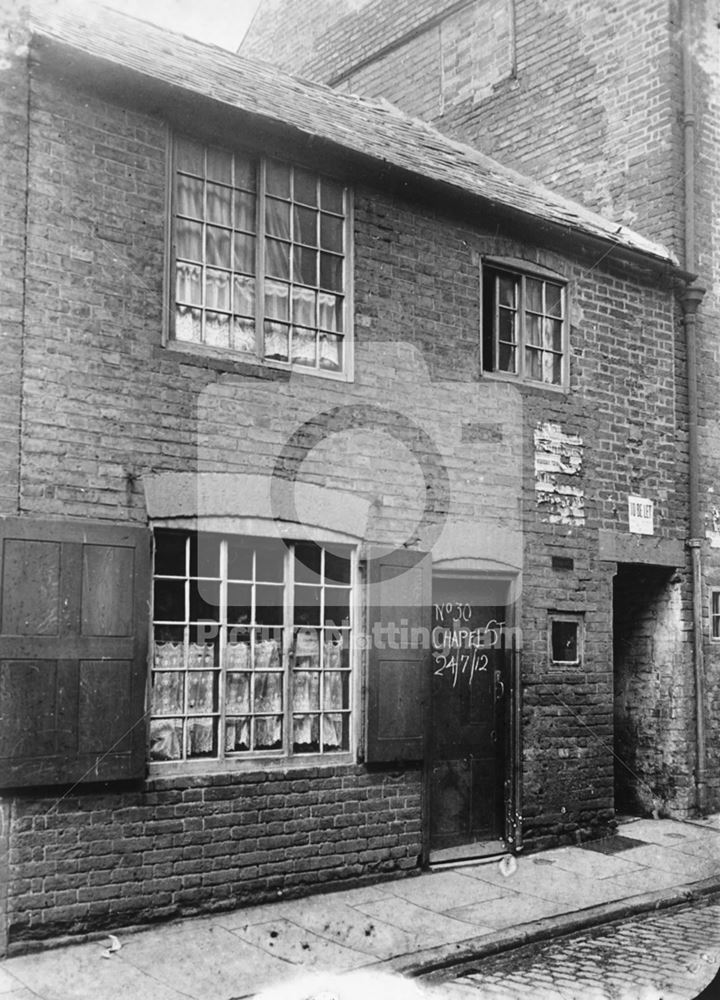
429,575,510,859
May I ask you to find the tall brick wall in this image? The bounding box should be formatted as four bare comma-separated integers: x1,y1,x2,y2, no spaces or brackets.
1,57,695,946
0,4,29,517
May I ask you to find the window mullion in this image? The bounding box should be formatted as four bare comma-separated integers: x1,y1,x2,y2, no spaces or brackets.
518,274,525,379
218,539,228,762
256,159,266,361
284,542,294,757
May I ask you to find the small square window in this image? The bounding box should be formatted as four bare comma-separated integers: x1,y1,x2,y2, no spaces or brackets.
711,590,720,641
550,616,582,665
483,263,567,387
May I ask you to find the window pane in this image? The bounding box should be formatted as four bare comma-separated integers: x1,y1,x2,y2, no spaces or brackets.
255,716,282,750
264,321,289,361
294,169,318,206
155,532,186,576
205,311,231,348
225,717,250,751
295,625,320,666
255,637,281,670
233,275,255,317
320,179,343,213
320,213,343,252
318,293,342,332
234,154,256,191
234,191,256,233
176,218,203,262
256,585,284,624
187,671,216,713
266,160,291,198
294,205,318,246
324,548,351,584
549,353,562,385
526,313,542,346
176,175,204,219
498,308,516,345
293,714,319,753
526,277,543,313
294,245,317,286
498,341,515,373
233,232,255,274
152,671,184,715
325,586,350,624
154,579,185,622
319,252,342,291
150,719,183,761
254,672,282,713
233,317,255,353
544,318,563,352
292,328,317,367
227,538,253,580
292,286,316,326
189,580,219,621
497,275,516,307
206,146,232,184
206,226,231,268
293,671,320,710
207,182,232,226
266,197,291,239
324,671,347,710
546,283,563,317
255,540,285,582
205,269,231,311
320,338,342,375
295,586,321,626
175,305,201,343
191,534,221,578
176,263,202,306
227,582,251,624
176,137,204,174
324,631,349,670
266,239,290,280
266,279,290,320
552,620,578,661
294,542,322,582
322,713,347,751
188,718,216,757
525,346,542,381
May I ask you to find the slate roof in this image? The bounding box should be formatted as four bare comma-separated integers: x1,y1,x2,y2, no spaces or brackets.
29,2,678,269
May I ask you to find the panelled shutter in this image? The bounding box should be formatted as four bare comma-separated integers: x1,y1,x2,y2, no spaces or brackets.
365,549,431,763
0,517,150,787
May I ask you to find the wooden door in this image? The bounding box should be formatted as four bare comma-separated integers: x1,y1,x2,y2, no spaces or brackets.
429,576,510,857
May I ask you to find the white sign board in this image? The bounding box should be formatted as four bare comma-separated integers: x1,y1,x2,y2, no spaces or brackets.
628,495,654,535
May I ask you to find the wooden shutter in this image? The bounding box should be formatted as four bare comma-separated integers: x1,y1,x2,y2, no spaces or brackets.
0,517,150,787
365,549,431,763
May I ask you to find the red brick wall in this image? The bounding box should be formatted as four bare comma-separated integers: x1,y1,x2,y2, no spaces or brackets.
1,58,696,946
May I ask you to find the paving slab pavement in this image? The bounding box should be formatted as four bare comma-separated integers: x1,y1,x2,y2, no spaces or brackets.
1,816,719,1000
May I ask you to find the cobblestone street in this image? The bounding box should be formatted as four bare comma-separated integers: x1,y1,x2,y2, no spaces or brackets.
433,897,720,1000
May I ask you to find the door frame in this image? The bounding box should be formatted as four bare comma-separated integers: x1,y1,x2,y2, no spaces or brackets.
421,569,522,865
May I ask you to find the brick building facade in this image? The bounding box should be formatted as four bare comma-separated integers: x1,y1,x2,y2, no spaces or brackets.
0,2,698,953
243,0,720,817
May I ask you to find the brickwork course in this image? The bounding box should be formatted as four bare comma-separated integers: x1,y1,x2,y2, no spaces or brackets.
0,0,710,954
243,0,720,810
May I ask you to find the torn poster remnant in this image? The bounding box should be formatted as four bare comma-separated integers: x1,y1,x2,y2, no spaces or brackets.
534,422,585,525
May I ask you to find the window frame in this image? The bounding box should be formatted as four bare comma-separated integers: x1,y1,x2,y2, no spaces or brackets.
481,257,569,390
148,530,360,775
548,614,583,667
166,134,354,383
711,589,720,641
